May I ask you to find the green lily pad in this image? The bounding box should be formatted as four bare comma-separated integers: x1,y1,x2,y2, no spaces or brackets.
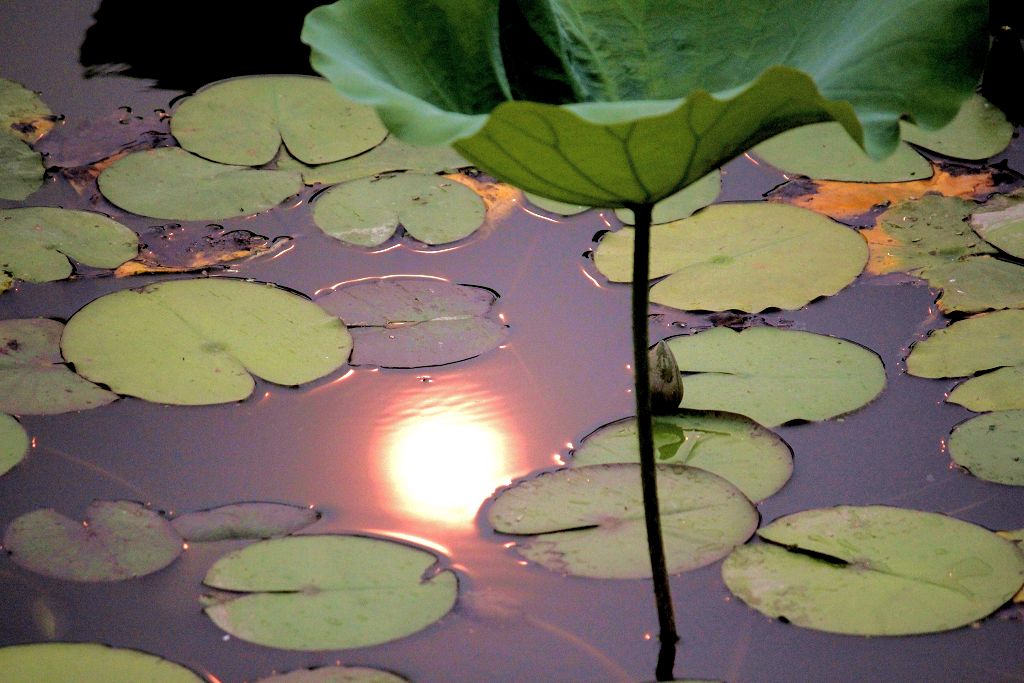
488,463,757,579
172,75,387,166
0,77,53,143
970,189,1024,258
285,134,469,185
202,535,457,650
571,411,792,502
0,413,28,477
523,191,592,216
948,366,1024,412
318,278,507,368
667,326,885,427
615,171,721,224
255,665,408,683
3,500,183,582
0,132,44,201
312,172,486,246
61,278,352,405
0,207,139,290
0,318,116,415
906,309,1024,378
923,256,1024,314
594,202,866,312
171,502,321,542
722,505,1024,635
98,147,303,220
0,643,203,683
900,94,1013,160
949,410,1024,486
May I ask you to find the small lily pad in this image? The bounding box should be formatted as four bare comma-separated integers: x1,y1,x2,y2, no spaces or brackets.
906,309,1024,378
312,172,486,246
202,535,457,650
172,502,321,542
171,75,387,166
667,326,885,427
722,505,1024,635
0,318,116,415
488,463,757,579
949,410,1024,486
286,134,469,185
0,643,203,683
923,256,1024,314
900,94,1013,160
0,132,44,201
61,278,352,405
594,202,866,312
970,189,1024,258
571,411,792,502
3,500,183,582
615,171,721,224
0,413,28,477
99,147,303,220
318,278,507,368
255,665,408,683
948,366,1024,412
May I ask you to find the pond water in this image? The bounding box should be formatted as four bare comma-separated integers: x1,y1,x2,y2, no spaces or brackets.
1,2,1023,682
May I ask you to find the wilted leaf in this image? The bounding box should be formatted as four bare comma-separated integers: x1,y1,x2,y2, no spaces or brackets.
115,227,280,277
906,309,1024,378
923,256,1024,314
948,410,1024,486
649,340,683,413
33,109,172,168
970,188,1024,258
172,502,320,542
947,366,1024,412
0,413,28,477
254,665,408,683
0,643,203,683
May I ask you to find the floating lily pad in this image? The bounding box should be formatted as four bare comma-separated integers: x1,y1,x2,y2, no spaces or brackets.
0,78,53,143
202,535,457,650
722,505,1024,635
594,202,866,312
923,256,1024,314
312,172,486,246
523,192,591,216
0,318,116,415
98,147,303,220
285,134,469,185
906,309,1024,378
172,502,321,542
172,75,387,166
948,366,1024,412
970,189,1024,258
615,171,721,224
900,94,1013,160
571,411,792,502
61,278,352,405
488,463,757,579
0,413,28,477
318,278,507,368
3,500,183,582
0,642,203,683
0,207,139,290
255,665,408,683
949,410,1024,486
0,132,44,201
667,327,885,427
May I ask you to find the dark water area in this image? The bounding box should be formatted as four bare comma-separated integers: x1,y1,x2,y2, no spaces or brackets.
2,2,1023,682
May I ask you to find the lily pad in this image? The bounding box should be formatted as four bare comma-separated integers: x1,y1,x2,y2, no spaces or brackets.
61,278,352,405
523,191,592,216
255,665,408,683
722,505,1024,635
948,410,1024,486
98,147,303,220
667,326,886,427
614,171,721,224
0,413,28,477
285,134,469,185
922,256,1024,314
0,207,139,290
172,75,387,166
3,500,183,582
202,535,457,650
318,278,507,368
0,318,117,415
172,502,321,542
487,463,757,579
948,366,1024,412
0,643,203,683
970,189,1024,258
0,77,53,143
900,94,1013,160
906,309,1024,378
571,411,792,502
0,132,44,201
312,172,486,246
594,202,866,312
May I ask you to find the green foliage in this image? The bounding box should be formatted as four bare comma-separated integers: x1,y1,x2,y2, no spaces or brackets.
949,410,1024,486
0,413,27,477
0,643,203,683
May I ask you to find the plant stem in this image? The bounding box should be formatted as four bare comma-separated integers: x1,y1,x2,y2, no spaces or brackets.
628,201,679,680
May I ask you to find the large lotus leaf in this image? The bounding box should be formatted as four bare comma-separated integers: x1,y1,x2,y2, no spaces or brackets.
970,190,1024,259
0,318,116,415
571,411,792,502
594,202,866,312
0,643,203,683
318,278,507,368
667,327,885,427
303,0,985,207
922,256,1024,314
202,535,457,650
488,463,757,579
948,366,1024,412
0,77,53,143
0,132,44,201
722,505,1024,635
0,207,139,288
255,666,408,683
171,502,321,542
285,134,469,185
0,413,28,477
948,410,1024,486
172,76,387,166
900,94,1013,160
61,278,352,405
906,309,1024,378
312,172,486,246
3,500,183,582
98,147,303,220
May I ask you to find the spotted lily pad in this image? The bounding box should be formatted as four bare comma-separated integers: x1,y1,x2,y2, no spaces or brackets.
571,411,792,502
0,413,28,477
906,309,1024,378
488,463,757,579
172,502,321,542
0,318,116,415
255,665,408,683
900,94,1013,160
98,147,303,220
202,535,457,650
0,643,203,683
970,189,1024,259
922,256,1024,314
3,500,183,582
667,326,885,427
949,410,1024,486
722,505,1024,635
948,366,1024,412
318,278,507,368
312,172,486,246
0,133,44,200
61,278,352,405
284,134,469,185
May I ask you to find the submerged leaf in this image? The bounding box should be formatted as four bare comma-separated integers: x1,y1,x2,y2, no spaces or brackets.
949,410,1024,486
906,309,1024,378
255,666,408,683
115,228,280,277
172,502,320,542
947,366,1024,412
0,643,203,683
0,413,28,477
